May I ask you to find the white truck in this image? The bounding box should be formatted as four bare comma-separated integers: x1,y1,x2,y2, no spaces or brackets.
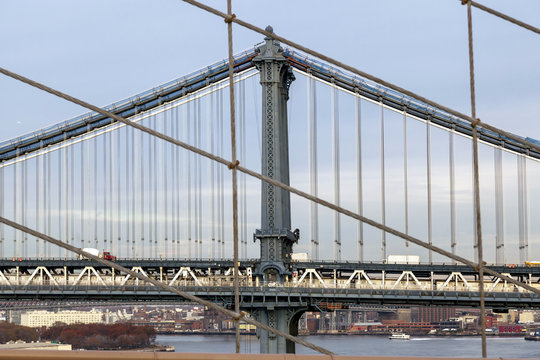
386,255,420,264
78,247,100,260
291,253,308,261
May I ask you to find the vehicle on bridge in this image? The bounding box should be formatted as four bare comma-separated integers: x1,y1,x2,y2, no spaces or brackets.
78,248,117,261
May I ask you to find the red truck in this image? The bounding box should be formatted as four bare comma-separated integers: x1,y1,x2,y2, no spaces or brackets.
103,252,117,261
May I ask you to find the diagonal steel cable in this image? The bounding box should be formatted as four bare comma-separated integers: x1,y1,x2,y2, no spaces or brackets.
467,0,540,35
0,65,538,297
181,0,540,157
0,216,334,356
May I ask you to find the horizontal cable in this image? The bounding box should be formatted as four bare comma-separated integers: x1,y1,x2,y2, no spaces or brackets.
0,216,334,356
0,65,538,296
181,0,540,157
467,1,540,35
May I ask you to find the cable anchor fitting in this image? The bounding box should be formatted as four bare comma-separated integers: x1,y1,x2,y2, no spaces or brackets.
232,311,248,322
224,14,236,23
228,160,240,170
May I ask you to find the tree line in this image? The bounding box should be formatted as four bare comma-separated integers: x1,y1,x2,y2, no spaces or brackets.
0,321,156,350
0,322,39,343
41,323,156,349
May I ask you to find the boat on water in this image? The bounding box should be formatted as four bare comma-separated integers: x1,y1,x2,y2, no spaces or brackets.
389,333,410,340
524,330,540,341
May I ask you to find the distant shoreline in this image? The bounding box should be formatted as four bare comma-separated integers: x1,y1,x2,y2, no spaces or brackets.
156,332,525,338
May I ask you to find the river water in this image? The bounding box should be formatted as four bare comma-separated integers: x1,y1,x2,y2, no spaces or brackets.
156,334,539,358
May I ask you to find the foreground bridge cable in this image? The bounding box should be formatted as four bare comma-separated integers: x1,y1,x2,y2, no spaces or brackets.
0,216,335,356
1,1,540,353
224,0,241,353
464,0,486,356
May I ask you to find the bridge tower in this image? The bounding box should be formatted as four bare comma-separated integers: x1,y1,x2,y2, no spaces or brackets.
251,27,303,354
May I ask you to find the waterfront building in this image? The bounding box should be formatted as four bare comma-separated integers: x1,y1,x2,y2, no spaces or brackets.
20,309,103,328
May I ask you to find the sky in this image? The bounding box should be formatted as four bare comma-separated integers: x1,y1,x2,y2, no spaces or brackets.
0,1,539,263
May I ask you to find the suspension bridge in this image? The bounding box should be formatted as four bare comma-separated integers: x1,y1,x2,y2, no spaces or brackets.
1,2,540,355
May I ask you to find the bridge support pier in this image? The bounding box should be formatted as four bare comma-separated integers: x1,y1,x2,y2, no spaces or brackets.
250,307,306,354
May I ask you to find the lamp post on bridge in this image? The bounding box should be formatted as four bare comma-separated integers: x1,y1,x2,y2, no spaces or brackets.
250,26,304,354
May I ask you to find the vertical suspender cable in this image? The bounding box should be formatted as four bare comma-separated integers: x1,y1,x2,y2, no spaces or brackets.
35,155,39,258
238,81,243,258
356,93,363,261
14,151,19,258
226,0,241,352
494,147,504,264
194,101,199,258
220,89,225,259
110,127,115,256
426,122,432,263
164,112,169,258
148,117,154,258
124,126,131,258
241,80,247,259
0,163,3,258
450,130,457,263
209,88,216,259
141,123,145,258
126,125,131,258
117,127,121,257
132,125,137,258
523,157,528,262
518,156,529,263
47,150,51,257
177,107,182,258
173,107,178,258
94,135,98,250
332,85,341,261
58,146,62,257
23,154,27,257
39,143,44,257
308,75,319,260
64,140,68,258
182,106,188,259
217,89,223,258
174,107,180,258
380,101,386,262
70,143,74,258
81,141,85,252
103,133,108,253
135,123,140,258
153,116,158,258
187,105,192,258
158,113,163,258
465,1,487,356
171,109,176,258
198,99,203,258
403,111,409,252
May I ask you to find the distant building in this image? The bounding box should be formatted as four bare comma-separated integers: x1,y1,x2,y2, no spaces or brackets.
415,305,456,323
20,309,103,328
519,311,535,324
